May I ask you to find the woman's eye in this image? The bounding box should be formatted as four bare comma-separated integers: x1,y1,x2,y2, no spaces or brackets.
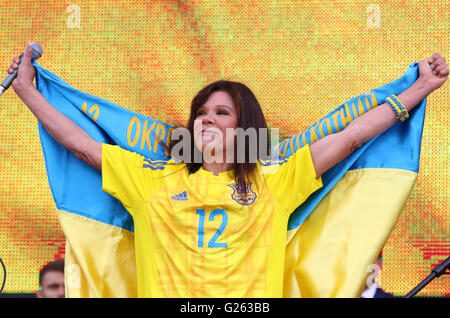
196,111,205,117
217,110,228,115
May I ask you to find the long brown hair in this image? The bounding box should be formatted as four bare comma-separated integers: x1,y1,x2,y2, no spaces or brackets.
167,80,270,193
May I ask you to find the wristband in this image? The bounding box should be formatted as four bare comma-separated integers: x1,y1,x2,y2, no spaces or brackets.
385,94,409,122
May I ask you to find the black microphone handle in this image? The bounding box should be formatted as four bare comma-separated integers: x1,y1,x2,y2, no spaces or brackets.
432,256,450,277
405,272,436,298
0,54,25,91
405,256,450,298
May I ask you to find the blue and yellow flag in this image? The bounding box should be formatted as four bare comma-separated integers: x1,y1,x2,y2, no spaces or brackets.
33,60,425,297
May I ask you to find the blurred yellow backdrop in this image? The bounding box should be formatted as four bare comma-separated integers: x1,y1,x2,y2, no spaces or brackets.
0,0,448,295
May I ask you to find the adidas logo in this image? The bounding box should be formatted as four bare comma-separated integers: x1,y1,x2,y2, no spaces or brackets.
171,190,188,201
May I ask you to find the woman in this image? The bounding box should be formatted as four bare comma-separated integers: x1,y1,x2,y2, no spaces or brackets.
8,46,448,297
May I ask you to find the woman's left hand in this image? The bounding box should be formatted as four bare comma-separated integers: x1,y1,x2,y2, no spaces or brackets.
418,52,449,92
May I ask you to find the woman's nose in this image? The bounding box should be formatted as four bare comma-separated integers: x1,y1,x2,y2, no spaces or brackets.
202,113,214,124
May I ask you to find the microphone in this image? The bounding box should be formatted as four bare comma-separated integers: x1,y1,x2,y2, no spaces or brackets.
432,256,450,277
405,256,450,297
0,42,43,97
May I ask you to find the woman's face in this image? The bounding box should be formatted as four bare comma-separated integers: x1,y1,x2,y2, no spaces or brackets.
193,91,238,159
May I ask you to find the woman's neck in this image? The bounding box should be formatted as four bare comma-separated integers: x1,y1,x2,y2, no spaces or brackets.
202,162,234,176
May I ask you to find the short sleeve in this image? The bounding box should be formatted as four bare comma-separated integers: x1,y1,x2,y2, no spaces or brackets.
102,143,153,213
262,143,323,213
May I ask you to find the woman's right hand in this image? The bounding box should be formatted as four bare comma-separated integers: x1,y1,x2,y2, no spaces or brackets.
7,46,36,93
8,47,102,171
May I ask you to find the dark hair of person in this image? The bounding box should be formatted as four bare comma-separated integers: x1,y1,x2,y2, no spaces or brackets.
166,80,270,193
39,259,65,286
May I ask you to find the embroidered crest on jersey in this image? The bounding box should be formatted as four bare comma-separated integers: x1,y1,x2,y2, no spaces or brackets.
227,183,257,205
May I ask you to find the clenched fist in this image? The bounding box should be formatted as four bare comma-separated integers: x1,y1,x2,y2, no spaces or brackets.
418,52,449,92
7,46,36,94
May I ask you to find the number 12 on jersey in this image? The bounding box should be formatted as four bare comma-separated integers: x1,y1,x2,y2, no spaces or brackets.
196,209,228,248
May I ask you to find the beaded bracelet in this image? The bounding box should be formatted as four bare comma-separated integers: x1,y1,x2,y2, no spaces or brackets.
385,94,409,122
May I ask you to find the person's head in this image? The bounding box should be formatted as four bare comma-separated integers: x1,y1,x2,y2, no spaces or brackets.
36,259,65,298
170,80,270,191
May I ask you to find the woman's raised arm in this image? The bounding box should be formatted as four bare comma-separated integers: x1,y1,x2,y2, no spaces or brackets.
310,53,448,178
8,46,102,171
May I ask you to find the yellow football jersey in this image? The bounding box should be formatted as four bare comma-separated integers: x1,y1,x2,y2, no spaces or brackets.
102,143,322,297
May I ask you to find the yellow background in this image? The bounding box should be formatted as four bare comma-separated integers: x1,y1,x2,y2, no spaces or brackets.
0,0,448,296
